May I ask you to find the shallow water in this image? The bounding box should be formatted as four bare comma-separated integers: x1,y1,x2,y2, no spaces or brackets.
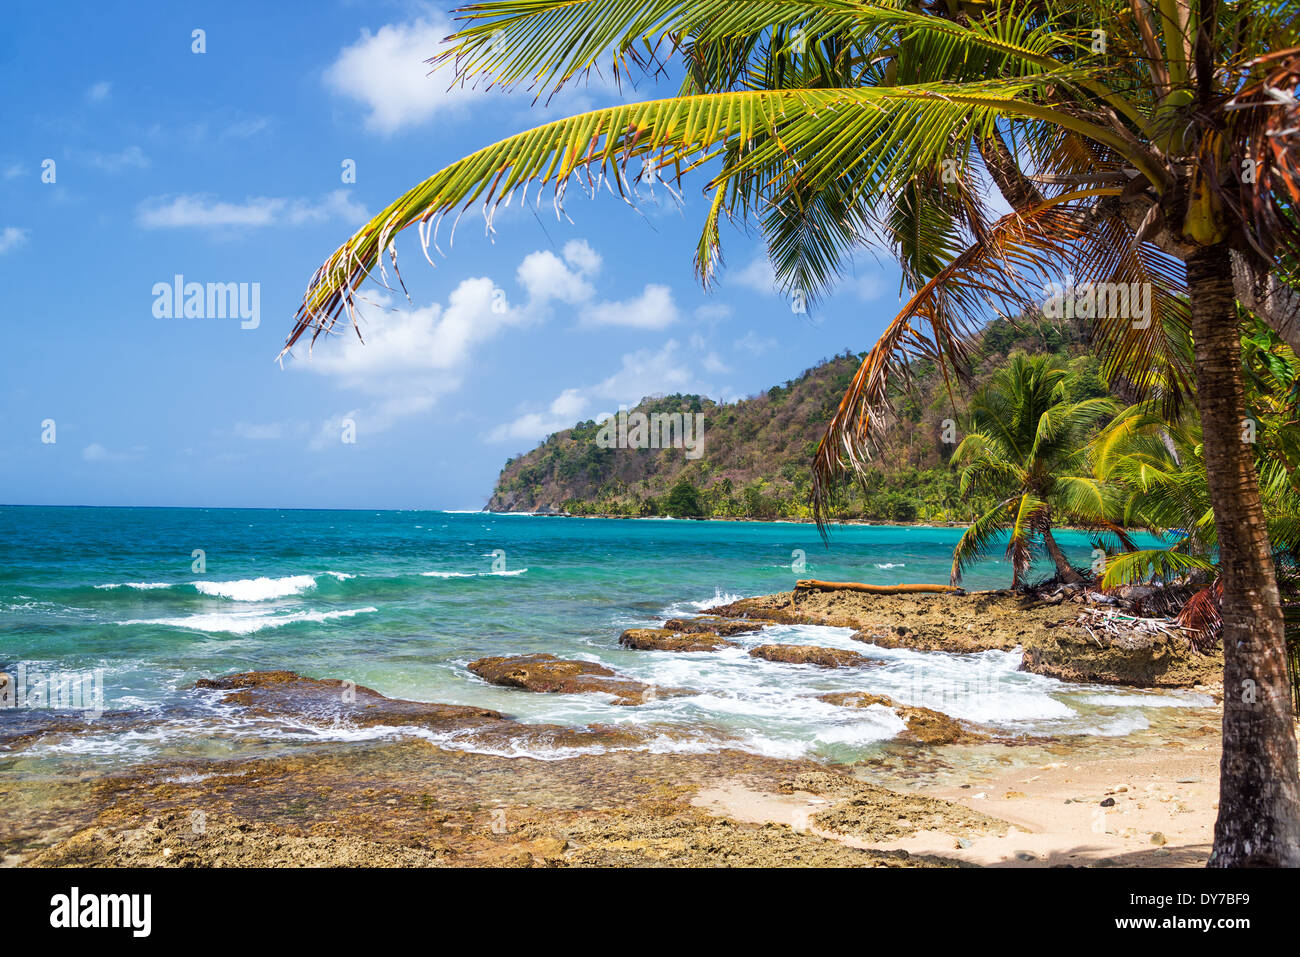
0,506,1205,768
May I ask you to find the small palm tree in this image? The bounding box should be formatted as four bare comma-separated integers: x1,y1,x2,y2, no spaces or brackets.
280,1,1300,865
949,354,1119,588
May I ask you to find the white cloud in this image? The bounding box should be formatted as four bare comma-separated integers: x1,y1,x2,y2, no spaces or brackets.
592,339,696,402
86,81,111,103
137,190,367,229
517,252,592,305
731,256,779,294
579,283,678,329
487,389,591,443
515,238,603,305
561,238,602,275
487,339,712,446
304,278,522,382
298,275,530,446
0,227,28,254
324,17,473,135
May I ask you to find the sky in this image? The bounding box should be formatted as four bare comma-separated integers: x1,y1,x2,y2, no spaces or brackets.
1,0,915,510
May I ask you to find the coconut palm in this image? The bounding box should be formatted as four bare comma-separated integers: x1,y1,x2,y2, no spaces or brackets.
280,1,1300,865
949,354,1120,587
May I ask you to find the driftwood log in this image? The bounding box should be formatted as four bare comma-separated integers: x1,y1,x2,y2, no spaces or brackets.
794,579,965,596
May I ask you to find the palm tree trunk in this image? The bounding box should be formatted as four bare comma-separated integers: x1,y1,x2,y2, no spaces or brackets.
1041,526,1085,584
1187,243,1300,867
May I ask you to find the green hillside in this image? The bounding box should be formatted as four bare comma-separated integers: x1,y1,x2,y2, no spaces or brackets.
487,313,1109,522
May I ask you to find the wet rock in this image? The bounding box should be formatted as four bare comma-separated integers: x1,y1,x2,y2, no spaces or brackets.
817,691,985,745
618,628,737,652
194,671,507,730
748,644,876,668
468,654,670,705
819,691,894,708
661,616,771,636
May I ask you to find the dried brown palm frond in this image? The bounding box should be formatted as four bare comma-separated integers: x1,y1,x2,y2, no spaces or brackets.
1221,47,1300,263
810,196,1115,529
1177,579,1224,653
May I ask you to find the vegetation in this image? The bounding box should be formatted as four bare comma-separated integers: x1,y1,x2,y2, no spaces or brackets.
490,313,1097,523
948,354,1120,588
282,1,1300,867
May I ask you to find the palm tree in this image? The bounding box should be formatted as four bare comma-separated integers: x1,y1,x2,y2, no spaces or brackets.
280,2,1300,865
950,354,1120,588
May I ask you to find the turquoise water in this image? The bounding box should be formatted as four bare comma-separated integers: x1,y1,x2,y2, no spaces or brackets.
0,506,1209,764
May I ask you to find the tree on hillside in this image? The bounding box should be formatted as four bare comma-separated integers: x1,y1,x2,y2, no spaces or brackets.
278,2,1300,866
663,477,705,517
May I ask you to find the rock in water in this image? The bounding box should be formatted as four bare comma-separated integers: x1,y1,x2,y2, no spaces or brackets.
468,654,677,706
817,691,985,745
618,628,737,652
748,645,877,668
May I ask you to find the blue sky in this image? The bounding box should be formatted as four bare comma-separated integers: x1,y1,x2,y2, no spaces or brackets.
1,0,911,510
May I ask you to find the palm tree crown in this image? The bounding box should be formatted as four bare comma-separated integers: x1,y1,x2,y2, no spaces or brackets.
950,353,1117,587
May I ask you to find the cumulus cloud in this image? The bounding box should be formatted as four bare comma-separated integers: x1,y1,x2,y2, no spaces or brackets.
487,389,591,444
489,340,709,446
304,278,522,382
324,17,472,135
731,255,780,294
516,239,602,306
297,276,529,447
579,283,678,329
137,190,367,229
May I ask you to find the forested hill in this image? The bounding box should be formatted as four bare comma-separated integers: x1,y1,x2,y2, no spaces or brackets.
486,313,1109,522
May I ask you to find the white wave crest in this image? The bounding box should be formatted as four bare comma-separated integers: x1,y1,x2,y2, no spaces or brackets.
192,575,318,601
118,606,377,635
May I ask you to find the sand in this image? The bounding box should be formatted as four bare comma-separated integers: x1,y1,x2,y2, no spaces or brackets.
693,736,1222,867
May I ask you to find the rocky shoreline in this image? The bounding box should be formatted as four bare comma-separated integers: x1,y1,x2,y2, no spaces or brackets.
710,587,1223,689
2,587,1228,868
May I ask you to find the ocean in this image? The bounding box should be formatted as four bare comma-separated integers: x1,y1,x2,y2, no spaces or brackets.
0,506,1211,768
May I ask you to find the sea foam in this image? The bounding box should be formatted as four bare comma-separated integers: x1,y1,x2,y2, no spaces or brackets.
192,575,318,601
118,606,377,635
